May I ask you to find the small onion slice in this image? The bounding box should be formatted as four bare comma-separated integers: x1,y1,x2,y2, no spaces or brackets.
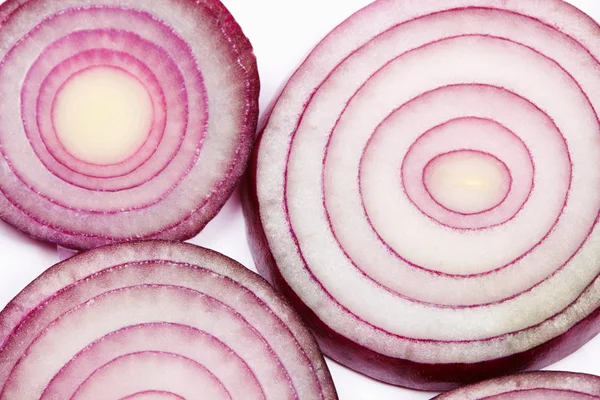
433,371,600,399
0,241,336,400
244,0,600,391
0,0,259,249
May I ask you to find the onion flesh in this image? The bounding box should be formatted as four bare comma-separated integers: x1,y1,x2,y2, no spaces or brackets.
0,241,337,400
433,371,600,399
0,0,259,250
244,0,600,390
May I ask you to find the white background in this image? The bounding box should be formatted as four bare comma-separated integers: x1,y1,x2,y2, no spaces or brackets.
2,0,600,399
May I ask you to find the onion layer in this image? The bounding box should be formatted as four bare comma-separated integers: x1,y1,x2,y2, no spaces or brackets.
244,0,600,391
0,241,336,400
0,0,259,249
433,371,600,399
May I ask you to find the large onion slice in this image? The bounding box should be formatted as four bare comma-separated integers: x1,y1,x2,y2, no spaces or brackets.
0,241,336,399
0,0,259,249
433,371,600,399
244,0,600,391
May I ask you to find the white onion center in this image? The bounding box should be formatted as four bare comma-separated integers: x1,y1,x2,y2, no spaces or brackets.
52,66,153,165
423,150,511,215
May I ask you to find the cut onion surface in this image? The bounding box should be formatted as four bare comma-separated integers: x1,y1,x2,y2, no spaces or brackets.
0,0,259,249
243,0,600,391
433,371,600,399
0,241,336,400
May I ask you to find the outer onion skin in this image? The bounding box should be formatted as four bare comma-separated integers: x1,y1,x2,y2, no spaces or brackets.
432,371,600,399
0,241,337,400
0,0,260,250
243,140,600,391
242,0,600,391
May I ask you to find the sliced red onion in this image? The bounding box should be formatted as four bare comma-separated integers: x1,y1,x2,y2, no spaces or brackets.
0,0,259,249
433,371,600,399
0,241,336,399
244,0,600,391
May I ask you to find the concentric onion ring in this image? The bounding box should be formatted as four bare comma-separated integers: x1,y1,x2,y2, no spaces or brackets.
433,371,600,399
244,0,600,391
0,0,259,249
0,241,337,400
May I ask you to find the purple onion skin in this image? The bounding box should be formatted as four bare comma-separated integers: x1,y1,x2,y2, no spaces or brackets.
242,129,600,392
0,0,260,250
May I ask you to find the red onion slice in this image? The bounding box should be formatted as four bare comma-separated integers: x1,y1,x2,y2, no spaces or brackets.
244,0,600,391
433,371,600,399
122,393,185,400
0,241,336,400
0,0,259,249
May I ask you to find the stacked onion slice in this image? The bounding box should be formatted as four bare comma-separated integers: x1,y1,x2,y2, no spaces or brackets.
0,0,259,249
0,241,336,400
245,0,600,391
434,371,600,399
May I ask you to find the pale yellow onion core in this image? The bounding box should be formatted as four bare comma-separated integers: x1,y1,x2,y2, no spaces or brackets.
423,150,511,214
52,66,154,165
